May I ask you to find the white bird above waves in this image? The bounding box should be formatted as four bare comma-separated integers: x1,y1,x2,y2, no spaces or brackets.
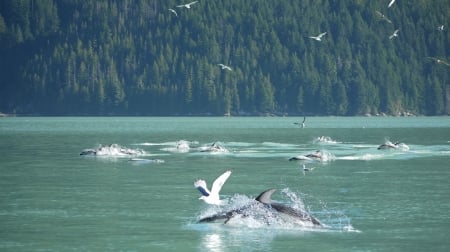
294,116,306,128
437,25,444,31
302,164,315,175
194,170,232,205
388,0,396,8
218,64,232,71
168,8,178,17
389,29,399,39
177,1,198,9
309,32,327,41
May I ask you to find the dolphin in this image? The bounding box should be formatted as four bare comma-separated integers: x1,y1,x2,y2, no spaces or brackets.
80,149,97,155
197,188,322,227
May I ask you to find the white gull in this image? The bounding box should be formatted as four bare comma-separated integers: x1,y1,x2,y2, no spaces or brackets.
194,170,232,205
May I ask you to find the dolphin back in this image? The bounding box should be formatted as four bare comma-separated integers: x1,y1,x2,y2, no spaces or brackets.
256,188,322,226
269,203,322,226
197,188,323,227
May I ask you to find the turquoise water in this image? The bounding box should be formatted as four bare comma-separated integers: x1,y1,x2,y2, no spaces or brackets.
0,117,449,251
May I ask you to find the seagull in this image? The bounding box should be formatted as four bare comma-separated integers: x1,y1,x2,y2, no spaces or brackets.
177,1,198,9
437,25,444,31
375,11,392,24
168,8,178,17
427,57,450,67
302,164,315,175
294,116,306,128
194,170,232,205
389,29,399,39
309,32,327,41
218,64,232,71
388,0,396,8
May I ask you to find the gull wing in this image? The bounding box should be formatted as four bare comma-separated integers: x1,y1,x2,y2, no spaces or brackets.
194,179,210,196
168,9,178,16
388,0,396,8
210,170,232,196
389,29,399,39
318,32,327,38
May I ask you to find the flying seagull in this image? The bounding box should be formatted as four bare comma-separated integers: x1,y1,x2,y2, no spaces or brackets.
302,164,315,175
177,1,198,9
437,25,444,31
388,0,396,8
194,170,232,205
168,8,178,17
309,32,327,41
294,116,306,128
389,29,399,39
427,57,450,67
375,11,392,24
218,64,232,71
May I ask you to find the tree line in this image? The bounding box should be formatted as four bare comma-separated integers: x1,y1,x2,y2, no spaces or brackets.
0,0,449,115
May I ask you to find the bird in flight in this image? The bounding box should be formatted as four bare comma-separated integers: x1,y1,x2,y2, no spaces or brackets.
389,29,399,39
375,11,392,24
437,25,444,31
388,0,396,8
427,57,450,67
168,8,178,17
194,170,232,205
177,1,198,9
309,32,327,41
218,64,232,71
302,164,315,175
293,116,306,128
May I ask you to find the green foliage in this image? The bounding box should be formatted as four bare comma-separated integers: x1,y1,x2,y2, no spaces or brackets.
0,0,449,115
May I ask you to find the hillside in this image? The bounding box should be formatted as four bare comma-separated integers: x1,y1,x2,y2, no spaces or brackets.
0,0,449,115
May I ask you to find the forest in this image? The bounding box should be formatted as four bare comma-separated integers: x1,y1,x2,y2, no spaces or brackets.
0,0,449,116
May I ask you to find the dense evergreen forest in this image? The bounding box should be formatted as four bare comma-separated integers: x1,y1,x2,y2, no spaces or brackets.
0,0,449,116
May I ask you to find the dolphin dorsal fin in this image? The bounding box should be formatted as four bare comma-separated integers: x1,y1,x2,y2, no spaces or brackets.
255,188,277,204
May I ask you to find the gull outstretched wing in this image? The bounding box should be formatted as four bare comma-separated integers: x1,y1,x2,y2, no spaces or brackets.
194,179,210,196
210,170,232,196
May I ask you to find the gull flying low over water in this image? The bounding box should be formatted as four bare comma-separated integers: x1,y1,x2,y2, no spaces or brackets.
177,1,198,9
294,116,306,128
168,8,178,17
302,164,315,175
194,170,232,205
389,29,399,39
309,32,327,41
218,64,232,71
388,0,396,8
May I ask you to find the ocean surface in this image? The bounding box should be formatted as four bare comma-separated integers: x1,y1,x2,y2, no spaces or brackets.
0,116,449,251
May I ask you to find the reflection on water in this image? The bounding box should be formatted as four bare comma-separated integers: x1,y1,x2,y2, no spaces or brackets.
202,233,223,252
198,227,275,252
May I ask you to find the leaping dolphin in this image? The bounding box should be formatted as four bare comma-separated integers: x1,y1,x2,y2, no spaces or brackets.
197,188,322,227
